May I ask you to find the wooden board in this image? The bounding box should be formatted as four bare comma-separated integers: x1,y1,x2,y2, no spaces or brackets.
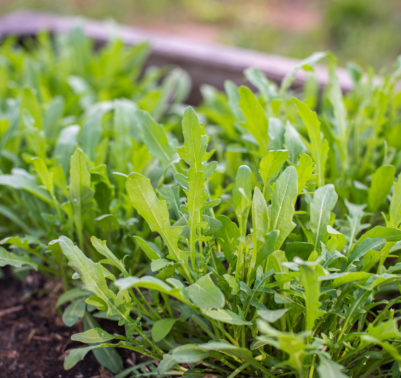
0,11,354,103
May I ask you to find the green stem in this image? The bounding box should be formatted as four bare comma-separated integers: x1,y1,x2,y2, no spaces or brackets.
135,288,161,320
189,220,197,274
228,363,250,378
162,293,174,318
309,355,316,378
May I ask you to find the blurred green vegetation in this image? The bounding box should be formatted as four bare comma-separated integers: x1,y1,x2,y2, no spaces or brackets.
1,0,400,69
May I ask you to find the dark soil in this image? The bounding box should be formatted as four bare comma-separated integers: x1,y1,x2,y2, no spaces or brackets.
0,269,110,378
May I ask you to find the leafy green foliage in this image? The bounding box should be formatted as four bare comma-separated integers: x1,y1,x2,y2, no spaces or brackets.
310,184,338,249
1,33,401,377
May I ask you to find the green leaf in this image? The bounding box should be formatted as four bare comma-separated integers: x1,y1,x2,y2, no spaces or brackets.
285,124,307,163
310,184,338,249
53,125,80,173
269,166,298,248
199,341,253,361
259,150,288,195
368,165,395,212
151,258,174,272
187,274,225,310
69,148,93,246
368,319,401,341
348,237,386,266
90,236,127,274
85,296,107,310
215,215,240,263
62,298,86,326
328,61,348,158
64,344,116,370
178,107,208,169
155,67,191,118
389,174,401,227
1,235,39,250
133,236,162,260
151,318,177,342
252,187,269,249
203,308,251,325
159,345,209,373
178,107,210,271
134,109,177,166
281,52,328,93
223,274,240,294
238,86,269,153
0,169,53,205
109,100,138,173
225,80,244,122
0,246,38,270
160,341,253,374
318,359,348,378
258,320,307,374
31,157,54,198
233,165,252,218
359,226,401,243
294,98,328,187
20,87,42,129
71,328,115,344
79,111,103,161
43,96,64,139
56,288,90,308
296,153,314,194
115,276,190,305
362,335,401,361
268,118,285,150
258,308,289,323
65,346,98,370
298,260,322,330
0,205,31,234
126,172,183,263
321,272,372,287
58,237,128,321
327,226,347,252
285,242,314,261
245,67,277,101
83,313,123,373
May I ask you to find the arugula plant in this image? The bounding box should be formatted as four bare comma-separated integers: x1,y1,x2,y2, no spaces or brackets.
0,28,190,371
2,32,401,376
0,28,190,280
59,83,401,376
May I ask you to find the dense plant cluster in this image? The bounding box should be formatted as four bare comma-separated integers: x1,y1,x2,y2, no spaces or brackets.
1,30,401,377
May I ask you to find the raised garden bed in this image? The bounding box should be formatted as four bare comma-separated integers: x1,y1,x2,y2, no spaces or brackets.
0,10,401,378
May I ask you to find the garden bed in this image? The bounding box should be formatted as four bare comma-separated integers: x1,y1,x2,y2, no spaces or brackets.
0,269,106,377
0,9,400,378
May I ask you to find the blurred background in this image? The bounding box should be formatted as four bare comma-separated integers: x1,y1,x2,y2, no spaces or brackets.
1,0,400,70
